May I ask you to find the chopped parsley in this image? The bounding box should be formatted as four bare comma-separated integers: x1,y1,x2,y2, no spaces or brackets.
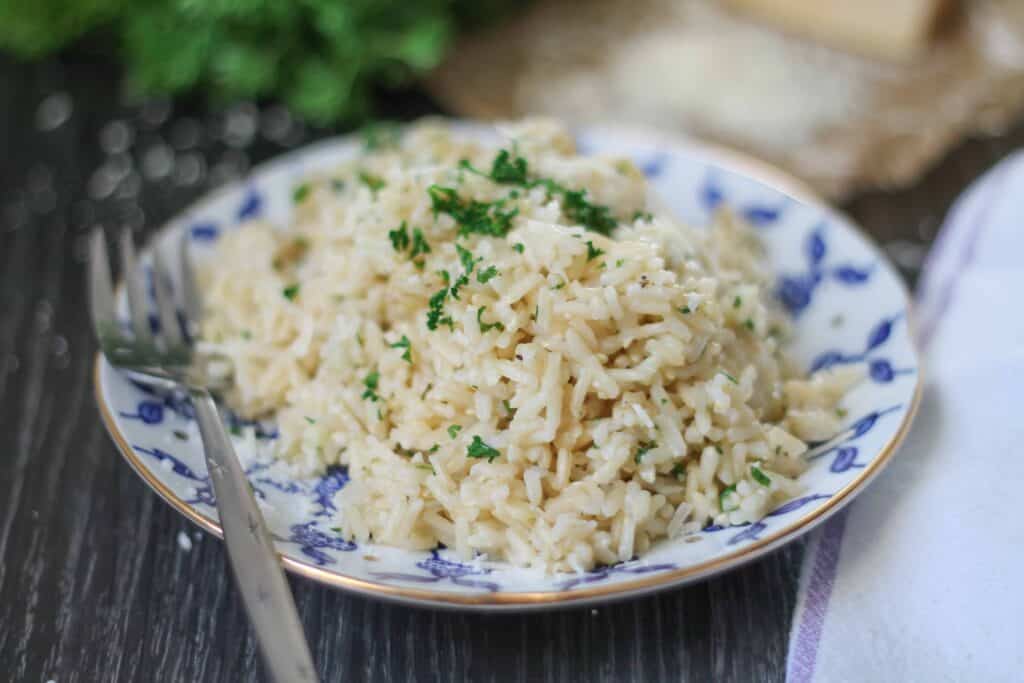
449,273,470,301
447,425,462,439
428,185,518,239
240,330,252,340
719,370,739,385
585,240,605,262
389,335,412,362
733,295,742,309
304,416,316,425
502,399,514,414
476,265,499,284
477,307,505,334
388,222,410,251
744,318,755,332
420,383,432,400
679,306,692,315
719,484,739,512
615,258,625,268
751,466,771,487
428,444,440,453
466,435,500,462
562,188,617,235
456,244,480,274
282,284,300,301
410,228,431,259
671,463,686,481
512,243,525,254
836,407,848,419
358,171,386,195
489,149,529,184
426,287,453,331
292,183,310,203
361,369,380,402
632,210,653,222
634,440,657,464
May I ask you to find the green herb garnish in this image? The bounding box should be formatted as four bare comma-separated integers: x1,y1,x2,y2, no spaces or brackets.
467,435,500,462
489,149,529,184
388,222,410,252
634,440,657,464
304,416,316,425
679,306,692,315
410,228,431,259
428,185,518,238
358,171,385,195
361,369,380,402
585,240,605,262
632,210,653,222
744,319,755,332
751,466,771,487
292,183,310,203
512,243,524,254
476,265,499,284
456,244,480,274
389,335,412,362
719,370,738,384
282,284,300,301
447,425,462,439
477,306,505,334
671,463,686,481
426,287,453,331
733,295,742,309
720,484,739,512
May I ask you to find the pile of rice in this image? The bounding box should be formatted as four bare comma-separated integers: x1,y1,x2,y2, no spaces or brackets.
198,118,858,572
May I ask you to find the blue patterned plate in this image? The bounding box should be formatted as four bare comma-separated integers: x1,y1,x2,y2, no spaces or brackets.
94,123,921,610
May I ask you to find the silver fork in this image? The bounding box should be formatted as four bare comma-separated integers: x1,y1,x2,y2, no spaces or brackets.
89,227,319,683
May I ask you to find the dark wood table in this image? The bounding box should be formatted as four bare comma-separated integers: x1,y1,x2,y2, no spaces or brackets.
2,54,1021,682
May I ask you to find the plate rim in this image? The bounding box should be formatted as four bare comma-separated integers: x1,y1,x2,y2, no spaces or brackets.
92,123,923,610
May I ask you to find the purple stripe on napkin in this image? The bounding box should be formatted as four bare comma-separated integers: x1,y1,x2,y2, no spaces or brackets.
787,511,847,683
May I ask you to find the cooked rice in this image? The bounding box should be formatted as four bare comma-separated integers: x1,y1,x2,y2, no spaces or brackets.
198,118,859,572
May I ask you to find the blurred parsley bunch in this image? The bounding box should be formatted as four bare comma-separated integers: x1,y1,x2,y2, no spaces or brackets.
0,0,521,122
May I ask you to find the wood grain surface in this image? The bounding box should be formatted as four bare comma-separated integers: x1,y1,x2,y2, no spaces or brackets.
1,54,1021,682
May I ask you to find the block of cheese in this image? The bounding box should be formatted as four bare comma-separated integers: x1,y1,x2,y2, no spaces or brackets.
723,0,952,60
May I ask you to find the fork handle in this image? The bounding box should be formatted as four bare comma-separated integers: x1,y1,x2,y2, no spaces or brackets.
190,389,319,683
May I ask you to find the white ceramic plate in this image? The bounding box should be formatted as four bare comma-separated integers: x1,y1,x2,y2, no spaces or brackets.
94,123,921,610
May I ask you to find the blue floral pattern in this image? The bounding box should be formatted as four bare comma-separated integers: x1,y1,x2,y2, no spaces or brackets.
810,315,915,383
97,125,919,601
776,225,874,315
372,550,500,592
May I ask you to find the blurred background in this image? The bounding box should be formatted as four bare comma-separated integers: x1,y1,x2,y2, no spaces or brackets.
2,0,1024,286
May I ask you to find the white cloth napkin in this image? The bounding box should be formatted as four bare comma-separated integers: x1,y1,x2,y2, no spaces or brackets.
786,151,1024,683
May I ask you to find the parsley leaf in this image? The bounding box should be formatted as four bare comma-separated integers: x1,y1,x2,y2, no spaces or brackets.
449,272,470,301
476,265,499,284
671,463,686,481
632,210,653,222
292,183,310,203
719,484,739,512
282,284,300,301
477,306,505,334
585,240,605,262
428,185,517,238
361,369,380,402
679,306,692,314
426,287,452,331
447,425,462,439
456,244,479,274
389,335,412,362
359,171,385,195
388,221,410,252
489,149,529,184
512,243,524,253
634,440,657,464
751,466,771,487
466,435,500,462
718,370,739,385
562,189,617,235
410,228,431,259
